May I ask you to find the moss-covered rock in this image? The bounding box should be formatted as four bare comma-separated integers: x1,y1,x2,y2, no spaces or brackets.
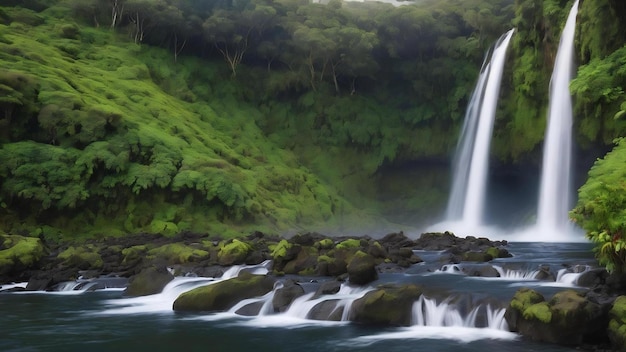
217,239,252,266
336,238,362,250
609,296,626,351
350,284,423,326
57,245,103,270
506,289,607,345
172,272,275,312
347,250,377,285
314,238,334,250
0,234,45,278
147,243,210,264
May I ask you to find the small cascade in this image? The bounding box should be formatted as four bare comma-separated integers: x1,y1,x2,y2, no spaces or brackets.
535,0,579,239
49,280,101,294
555,265,589,285
439,264,462,274
493,265,539,280
444,29,514,229
222,259,272,279
100,277,217,314
0,282,28,292
412,296,508,330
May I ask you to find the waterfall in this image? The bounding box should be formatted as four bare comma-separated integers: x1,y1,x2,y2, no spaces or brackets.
492,265,540,280
411,296,508,330
445,29,514,229
536,0,579,238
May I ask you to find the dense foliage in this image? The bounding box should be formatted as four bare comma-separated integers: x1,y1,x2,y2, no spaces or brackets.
0,0,625,244
569,0,626,271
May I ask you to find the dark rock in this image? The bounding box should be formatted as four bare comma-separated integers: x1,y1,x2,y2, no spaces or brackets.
273,280,305,312
282,246,318,275
314,280,342,297
124,266,174,297
578,268,609,288
463,264,500,277
234,301,265,316
291,232,326,246
308,300,343,321
462,251,493,262
535,265,557,281
25,277,51,291
380,232,416,249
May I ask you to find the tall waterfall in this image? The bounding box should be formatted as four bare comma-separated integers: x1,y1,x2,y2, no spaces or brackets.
445,29,514,228
536,0,579,238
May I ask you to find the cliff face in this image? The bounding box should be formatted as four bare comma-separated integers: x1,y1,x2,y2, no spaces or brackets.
0,0,624,239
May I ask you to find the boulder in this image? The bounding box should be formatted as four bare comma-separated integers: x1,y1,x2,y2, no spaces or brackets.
609,296,626,351
577,268,609,288
316,254,347,277
57,245,103,270
0,234,45,281
350,284,423,326
347,251,377,285
173,273,275,312
314,280,342,297
505,288,607,345
282,246,318,275
273,280,305,312
308,300,344,321
124,266,174,297
218,239,252,266
147,243,210,265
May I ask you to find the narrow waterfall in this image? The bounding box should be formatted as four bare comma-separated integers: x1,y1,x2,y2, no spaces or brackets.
536,0,579,237
445,29,514,228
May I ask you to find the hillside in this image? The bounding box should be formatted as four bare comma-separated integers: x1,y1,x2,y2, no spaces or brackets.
0,0,625,247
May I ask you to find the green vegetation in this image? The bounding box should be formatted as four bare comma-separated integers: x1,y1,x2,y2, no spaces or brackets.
571,139,626,272
0,0,624,243
0,234,45,273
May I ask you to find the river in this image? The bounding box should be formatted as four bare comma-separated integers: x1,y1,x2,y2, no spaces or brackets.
0,242,595,352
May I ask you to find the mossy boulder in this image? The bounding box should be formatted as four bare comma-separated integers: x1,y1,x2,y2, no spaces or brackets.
462,251,494,262
314,238,334,250
282,245,318,275
121,245,149,267
350,284,423,326
347,250,377,285
218,239,252,266
609,296,626,351
0,234,45,278
173,272,276,312
270,239,297,264
124,266,174,297
336,238,362,250
506,289,607,345
316,253,347,277
57,245,103,270
147,243,210,264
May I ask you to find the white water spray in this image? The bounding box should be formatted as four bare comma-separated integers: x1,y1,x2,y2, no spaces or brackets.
535,0,579,240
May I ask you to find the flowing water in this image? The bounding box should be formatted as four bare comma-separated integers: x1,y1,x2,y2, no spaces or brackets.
535,0,579,240
445,30,514,230
0,242,595,352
